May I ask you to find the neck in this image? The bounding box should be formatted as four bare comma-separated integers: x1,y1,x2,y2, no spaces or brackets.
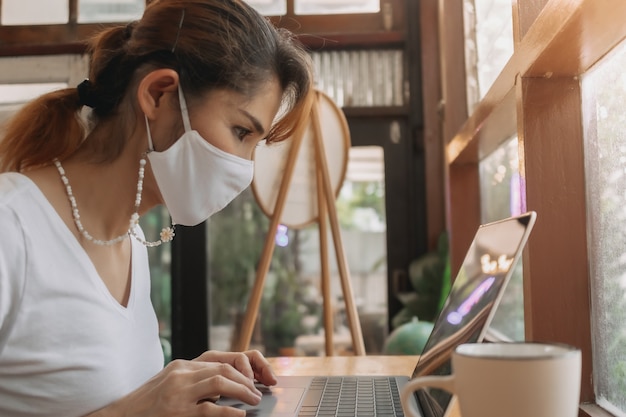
56,150,174,247
55,155,143,244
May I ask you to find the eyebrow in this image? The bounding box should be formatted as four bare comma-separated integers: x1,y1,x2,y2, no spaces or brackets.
239,109,266,136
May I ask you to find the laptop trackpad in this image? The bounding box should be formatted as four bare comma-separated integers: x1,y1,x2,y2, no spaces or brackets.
218,386,305,416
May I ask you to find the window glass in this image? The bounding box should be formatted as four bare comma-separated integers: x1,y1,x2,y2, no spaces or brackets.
0,83,67,104
208,146,387,356
0,83,68,130
463,0,514,111
1,0,68,25
311,49,405,107
78,0,144,23
295,0,379,15
582,38,626,416
246,0,287,16
479,135,526,341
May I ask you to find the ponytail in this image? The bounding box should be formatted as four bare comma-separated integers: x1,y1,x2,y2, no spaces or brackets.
0,88,86,172
0,23,138,173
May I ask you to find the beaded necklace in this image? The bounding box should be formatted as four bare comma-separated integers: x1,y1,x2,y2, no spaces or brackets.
53,157,175,247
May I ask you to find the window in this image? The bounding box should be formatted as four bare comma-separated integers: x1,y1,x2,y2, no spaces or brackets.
582,38,626,416
0,0,145,25
463,0,514,111
246,0,380,16
311,49,405,107
0,82,67,134
246,0,286,16
78,0,145,23
0,55,88,122
479,135,525,341
1,0,68,25
441,0,626,414
295,0,379,15
0,0,405,66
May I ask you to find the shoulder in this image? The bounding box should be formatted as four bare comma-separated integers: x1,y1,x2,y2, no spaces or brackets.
0,172,32,201
0,174,28,345
0,173,29,241
0,173,36,243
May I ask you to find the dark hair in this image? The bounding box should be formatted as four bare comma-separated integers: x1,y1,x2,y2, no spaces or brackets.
0,0,313,172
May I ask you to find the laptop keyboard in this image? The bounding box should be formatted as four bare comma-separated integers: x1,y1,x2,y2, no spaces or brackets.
297,376,405,417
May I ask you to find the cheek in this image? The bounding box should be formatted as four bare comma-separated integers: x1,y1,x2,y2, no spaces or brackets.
200,127,237,155
239,143,256,160
205,131,253,160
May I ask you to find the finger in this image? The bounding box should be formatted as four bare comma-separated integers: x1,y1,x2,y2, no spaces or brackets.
244,350,277,385
232,352,256,380
191,374,263,406
165,359,244,386
187,363,262,400
196,399,246,417
195,351,256,381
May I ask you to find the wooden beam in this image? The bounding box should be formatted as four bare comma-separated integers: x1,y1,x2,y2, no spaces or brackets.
518,76,593,403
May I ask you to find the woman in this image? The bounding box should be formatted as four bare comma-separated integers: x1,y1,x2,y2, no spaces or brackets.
0,0,313,416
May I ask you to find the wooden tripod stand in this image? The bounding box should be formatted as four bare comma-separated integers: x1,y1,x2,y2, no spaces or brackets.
233,90,366,356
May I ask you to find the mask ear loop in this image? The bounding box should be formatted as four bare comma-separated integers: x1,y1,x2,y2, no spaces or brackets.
177,84,192,132
145,115,155,152
144,84,191,153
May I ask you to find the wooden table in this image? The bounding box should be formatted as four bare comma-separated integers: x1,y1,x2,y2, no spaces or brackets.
267,355,460,417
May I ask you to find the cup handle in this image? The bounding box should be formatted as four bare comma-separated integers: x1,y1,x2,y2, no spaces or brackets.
400,375,456,417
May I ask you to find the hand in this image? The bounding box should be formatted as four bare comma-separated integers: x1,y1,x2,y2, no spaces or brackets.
194,350,278,388
87,350,276,417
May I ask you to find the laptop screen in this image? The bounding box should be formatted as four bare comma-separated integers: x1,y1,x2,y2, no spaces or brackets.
410,212,536,417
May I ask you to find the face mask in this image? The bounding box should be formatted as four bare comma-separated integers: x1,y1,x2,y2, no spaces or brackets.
145,86,254,226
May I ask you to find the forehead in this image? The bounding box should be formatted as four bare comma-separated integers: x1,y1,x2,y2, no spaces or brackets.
200,78,282,107
198,79,283,123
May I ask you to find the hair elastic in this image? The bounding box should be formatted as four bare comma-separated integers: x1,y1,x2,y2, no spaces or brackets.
76,79,99,109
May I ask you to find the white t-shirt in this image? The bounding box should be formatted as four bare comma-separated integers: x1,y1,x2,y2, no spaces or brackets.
0,173,164,417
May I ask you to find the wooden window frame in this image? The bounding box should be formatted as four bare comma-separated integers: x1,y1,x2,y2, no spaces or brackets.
437,0,626,414
0,0,406,55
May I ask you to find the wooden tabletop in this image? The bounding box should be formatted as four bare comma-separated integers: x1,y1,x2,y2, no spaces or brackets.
267,355,420,377
267,355,460,417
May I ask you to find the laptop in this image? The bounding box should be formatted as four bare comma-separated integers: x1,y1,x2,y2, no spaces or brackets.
218,211,537,417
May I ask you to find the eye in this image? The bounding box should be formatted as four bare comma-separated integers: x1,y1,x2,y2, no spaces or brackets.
234,126,252,141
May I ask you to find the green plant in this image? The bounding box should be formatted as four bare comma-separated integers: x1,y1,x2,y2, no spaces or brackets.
208,190,269,325
259,266,321,355
391,232,450,329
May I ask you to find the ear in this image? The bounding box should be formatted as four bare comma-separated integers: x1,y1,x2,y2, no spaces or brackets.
137,69,180,120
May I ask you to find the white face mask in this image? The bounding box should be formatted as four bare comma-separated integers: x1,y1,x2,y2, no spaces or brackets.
145,86,254,226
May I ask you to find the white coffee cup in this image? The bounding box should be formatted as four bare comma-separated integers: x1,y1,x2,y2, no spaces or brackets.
401,342,581,417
